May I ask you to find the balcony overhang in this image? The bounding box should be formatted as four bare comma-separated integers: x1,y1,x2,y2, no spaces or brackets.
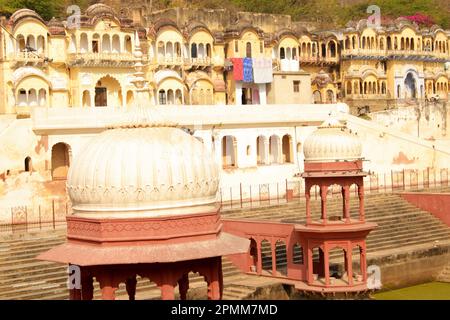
31,104,350,135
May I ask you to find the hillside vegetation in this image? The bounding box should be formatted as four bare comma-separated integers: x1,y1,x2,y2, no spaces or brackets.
0,0,449,29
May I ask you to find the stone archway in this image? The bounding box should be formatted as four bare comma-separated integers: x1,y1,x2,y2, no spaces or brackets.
94,75,121,107
51,143,71,180
404,72,417,99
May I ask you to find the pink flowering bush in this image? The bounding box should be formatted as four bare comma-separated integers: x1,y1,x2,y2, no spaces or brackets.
402,13,435,27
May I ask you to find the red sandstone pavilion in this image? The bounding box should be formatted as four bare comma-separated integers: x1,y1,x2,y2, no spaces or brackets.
38,32,376,300
223,118,377,295
38,114,377,299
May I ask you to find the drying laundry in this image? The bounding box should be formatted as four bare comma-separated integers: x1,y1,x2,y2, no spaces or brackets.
243,58,253,83
230,58,243,81
253,57,273,83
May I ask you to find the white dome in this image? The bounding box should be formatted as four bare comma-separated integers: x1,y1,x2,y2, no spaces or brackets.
303,118,362,162
67,126,219,216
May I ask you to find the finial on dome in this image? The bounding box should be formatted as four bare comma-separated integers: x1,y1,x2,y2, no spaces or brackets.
319,112,345,129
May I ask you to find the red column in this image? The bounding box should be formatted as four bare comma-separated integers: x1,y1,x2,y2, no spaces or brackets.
358,184,365,221
178,273,189,300
98,272,118,300
286,238,293,276
256,239,262,275
320,185,328,224
323,244,330,286
307,246,313,285
207,262,221,300
126,276,137,301
360,245,367,282
161,284,175,300
305,189,311,225
346,246,353,285
271,240,276,276
343,185,350,222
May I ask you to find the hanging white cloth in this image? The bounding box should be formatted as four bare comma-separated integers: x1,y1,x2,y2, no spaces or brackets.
253,58,273,84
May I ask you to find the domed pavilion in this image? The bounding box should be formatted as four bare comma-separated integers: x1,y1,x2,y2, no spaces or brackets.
297,116,377,289
38,33,249,300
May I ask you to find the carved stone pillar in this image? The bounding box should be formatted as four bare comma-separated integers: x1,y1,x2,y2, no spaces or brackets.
358,185,365,221
320,185,328,224
97,272,119,300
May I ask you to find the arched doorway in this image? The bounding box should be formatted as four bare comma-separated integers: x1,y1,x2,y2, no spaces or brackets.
94,76,121,107
404,72,417,99
313,90,322,104
51,143,71,180
24,157,32,172
221,136,237,168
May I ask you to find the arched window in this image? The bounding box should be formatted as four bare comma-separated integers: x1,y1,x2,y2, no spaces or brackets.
166,42,173,58
191,43,198,58
167,89,174,104
346,81,352,95
198,43,205,58
326,90,334,103
175,89,182,105
293,243,303,264
269,135,280,164
206,43,211,58
246,42,252,58
157,41,165,58
280,47,285,59
36,35,45,54
82,90,91,107
26,35,36,51
175,42,181,57
256,135,267,165
313,90,322,104
126,90,134,107
51,143,71,180
286,47,292,60
328,41,336,57
80,33,88,53
159,90,166,105
102,34,111,53
38,89,46,106
17,89,27,106
28,89,37,106
112,35,120,53
17,35,25,53
282,135,292,163
24,157,32,172
124,36,132,53
222,136,237,168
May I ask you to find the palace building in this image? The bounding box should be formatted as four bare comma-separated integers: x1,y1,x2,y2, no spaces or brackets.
1,4,449,117
1,4,450,202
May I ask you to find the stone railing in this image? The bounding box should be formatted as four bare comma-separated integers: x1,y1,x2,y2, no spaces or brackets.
298,56,339,64
31,103,348,133
67,52,137,63
341,48,450,60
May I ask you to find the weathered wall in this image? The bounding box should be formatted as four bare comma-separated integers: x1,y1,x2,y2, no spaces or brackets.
400,192,450,227
367,245,450,290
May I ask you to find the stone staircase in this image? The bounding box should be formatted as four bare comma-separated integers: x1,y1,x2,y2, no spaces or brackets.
1,192,450,299
437,265,450,283
224,193,450,269
0,229,255,300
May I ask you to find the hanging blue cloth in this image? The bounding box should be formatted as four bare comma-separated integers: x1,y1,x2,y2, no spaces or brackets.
243,57,253,83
